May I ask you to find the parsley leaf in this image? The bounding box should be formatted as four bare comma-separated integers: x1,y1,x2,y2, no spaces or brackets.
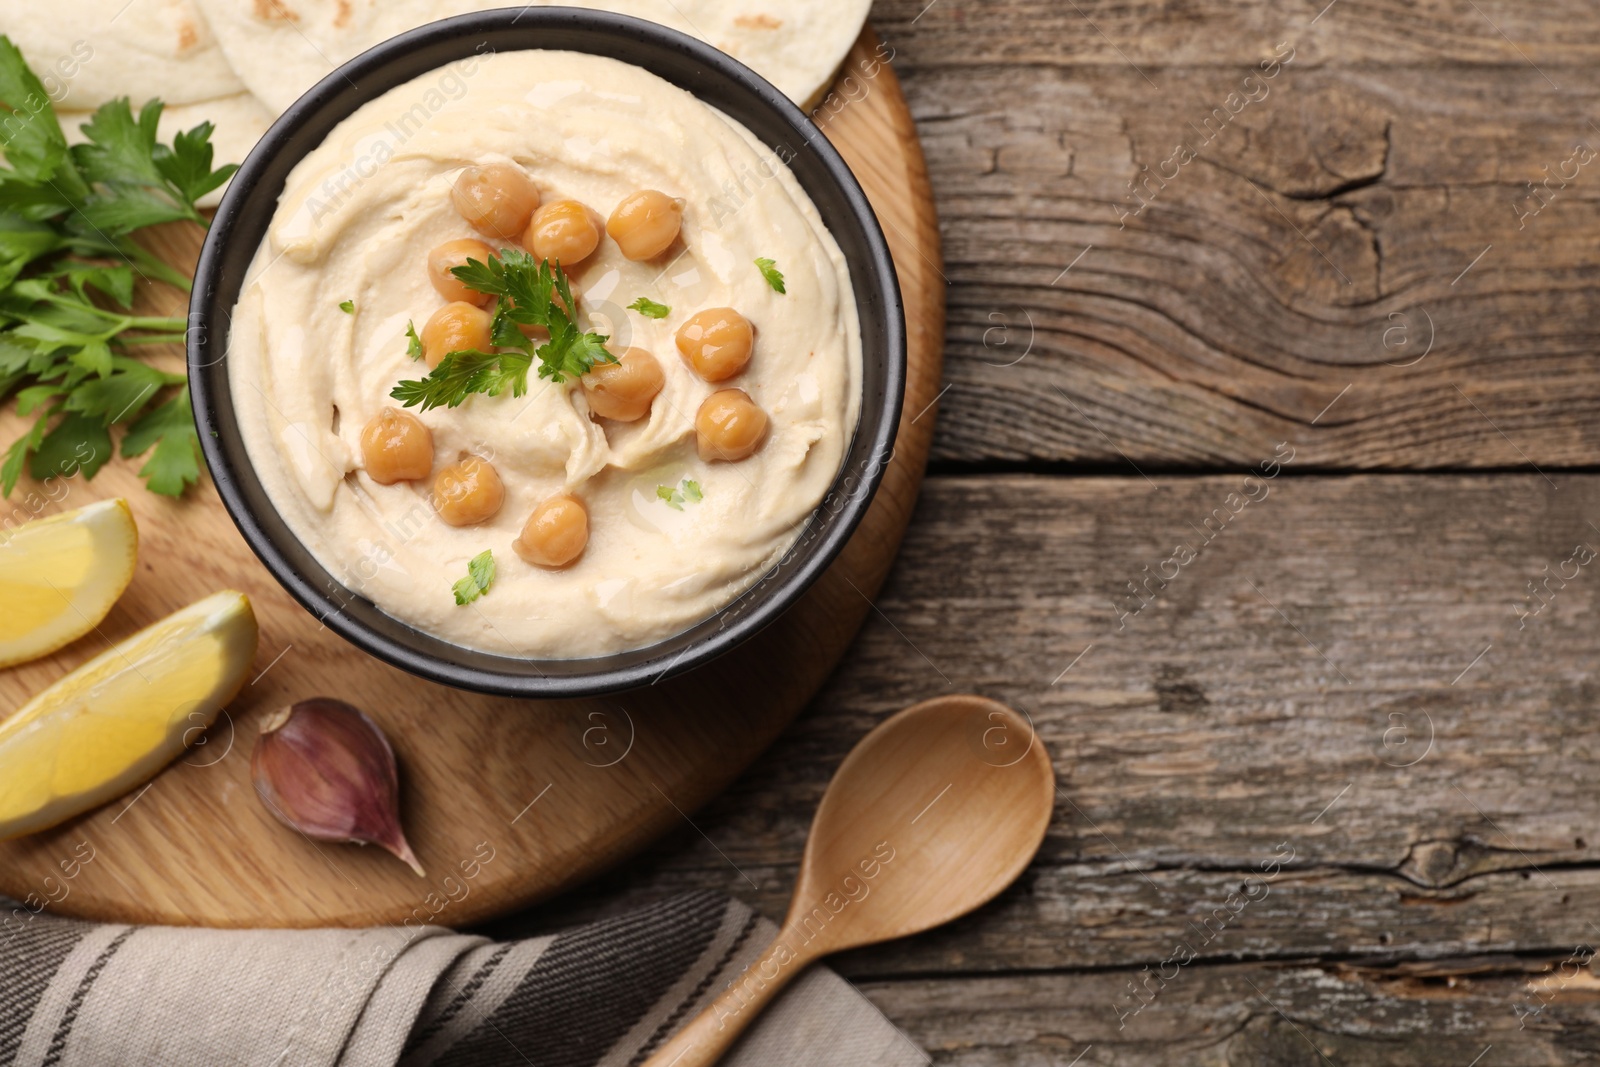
452,549,496,605
656,477,703,510
0,36,241,500
32,410,111,482
390,348,533,411
0,411,47,496
541,325,612,383
405,320,423,360
628,296,670,319
65,357,181,424
339,299,354,314
73,99,220,232
0,38,78,190
755,257,786,294
120,386,201,497
392,252,615,408
156,121,238,204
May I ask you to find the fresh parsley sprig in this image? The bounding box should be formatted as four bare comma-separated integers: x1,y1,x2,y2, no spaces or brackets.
0,35,238,497
391,250,615,411
390,348,533,411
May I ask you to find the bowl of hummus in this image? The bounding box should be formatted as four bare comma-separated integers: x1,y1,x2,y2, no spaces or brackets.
189,9,904,697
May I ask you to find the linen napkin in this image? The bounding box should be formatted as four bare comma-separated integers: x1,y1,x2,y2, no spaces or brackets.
0,891,927,1067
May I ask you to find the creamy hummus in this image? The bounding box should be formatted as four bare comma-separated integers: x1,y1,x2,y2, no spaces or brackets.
228,50,862,659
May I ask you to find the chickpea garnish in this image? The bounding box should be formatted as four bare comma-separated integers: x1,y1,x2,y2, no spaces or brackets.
360,407,434,485
514,494,589,568
451,163,540,239
581,347,664,422
526,199,600,267
427,238,495,305
675,308,753,382
421,301,493,369
696,388,768,462
431,457,504,527
606,189,683,261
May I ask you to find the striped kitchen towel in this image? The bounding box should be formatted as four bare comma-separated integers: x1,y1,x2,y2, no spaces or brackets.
0,891,927,1067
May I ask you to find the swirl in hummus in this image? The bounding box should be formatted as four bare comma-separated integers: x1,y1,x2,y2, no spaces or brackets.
228,49,862,659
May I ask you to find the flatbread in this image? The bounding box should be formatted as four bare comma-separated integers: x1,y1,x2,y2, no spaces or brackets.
0,0,245,108
59,92,275,206
193,0,871,112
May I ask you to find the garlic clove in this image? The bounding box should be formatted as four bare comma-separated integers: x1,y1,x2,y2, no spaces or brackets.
250,698,425,876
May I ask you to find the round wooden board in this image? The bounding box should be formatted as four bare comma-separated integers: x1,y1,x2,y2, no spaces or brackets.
0,30,944,929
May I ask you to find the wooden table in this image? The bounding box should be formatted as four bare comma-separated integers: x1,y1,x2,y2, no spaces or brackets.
478,2,1600,1062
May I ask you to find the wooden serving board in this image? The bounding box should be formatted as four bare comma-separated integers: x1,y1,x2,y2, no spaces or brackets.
0,31,944,929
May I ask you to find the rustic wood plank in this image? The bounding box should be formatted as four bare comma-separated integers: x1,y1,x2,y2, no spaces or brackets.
860,958,1600,1065
483,473,1600,986
865,0,1600,467
873,0,1600,69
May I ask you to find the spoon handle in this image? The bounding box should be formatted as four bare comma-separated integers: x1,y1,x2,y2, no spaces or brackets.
638,933,809,1067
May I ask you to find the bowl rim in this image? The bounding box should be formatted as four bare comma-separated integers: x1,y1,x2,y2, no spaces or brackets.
188,7,906,698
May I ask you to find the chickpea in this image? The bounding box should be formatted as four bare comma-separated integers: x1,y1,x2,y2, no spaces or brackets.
606,189,683,261
360,407,434,485
581,347,664,422
675,308,753,382
451,163,540,239
696,388,768,462
526,199,600,267
514,494,588,568
421,301,493,369
427,238,495,305
431,457,504,527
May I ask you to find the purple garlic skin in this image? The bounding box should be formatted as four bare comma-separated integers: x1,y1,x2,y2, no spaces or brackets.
251,698,424,876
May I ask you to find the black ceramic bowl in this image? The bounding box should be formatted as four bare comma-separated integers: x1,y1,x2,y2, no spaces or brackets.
189,8,904,698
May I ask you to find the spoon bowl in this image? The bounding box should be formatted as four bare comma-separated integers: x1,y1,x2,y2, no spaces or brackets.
642,695,1055,1066
786,694,1055,954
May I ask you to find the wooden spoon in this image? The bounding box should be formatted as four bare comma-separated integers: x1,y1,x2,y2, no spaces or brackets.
641,694,1055,1067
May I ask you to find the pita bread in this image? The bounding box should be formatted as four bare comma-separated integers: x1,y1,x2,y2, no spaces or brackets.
193,0,870,112
0,0,244,108
60,92,274,206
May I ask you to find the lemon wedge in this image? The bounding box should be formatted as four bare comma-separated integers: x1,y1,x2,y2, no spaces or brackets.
0,590,259,840
0,498,139,669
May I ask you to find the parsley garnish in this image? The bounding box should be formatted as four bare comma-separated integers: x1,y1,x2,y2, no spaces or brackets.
391,350,530,411
655,477,703,510
628,296,670,319
0,35,237,498
339,299,354,314
755,257,786,294
452,549,496,605
404,321,423,360
391,250,614,410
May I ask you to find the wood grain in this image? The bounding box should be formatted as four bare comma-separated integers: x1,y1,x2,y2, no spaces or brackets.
549,3,1598,1062
861,960,1600,1066
0,30,945,929
477,473,1600,1061
865,0,1600,468
874,0,1600,68
7,3,1594,1062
